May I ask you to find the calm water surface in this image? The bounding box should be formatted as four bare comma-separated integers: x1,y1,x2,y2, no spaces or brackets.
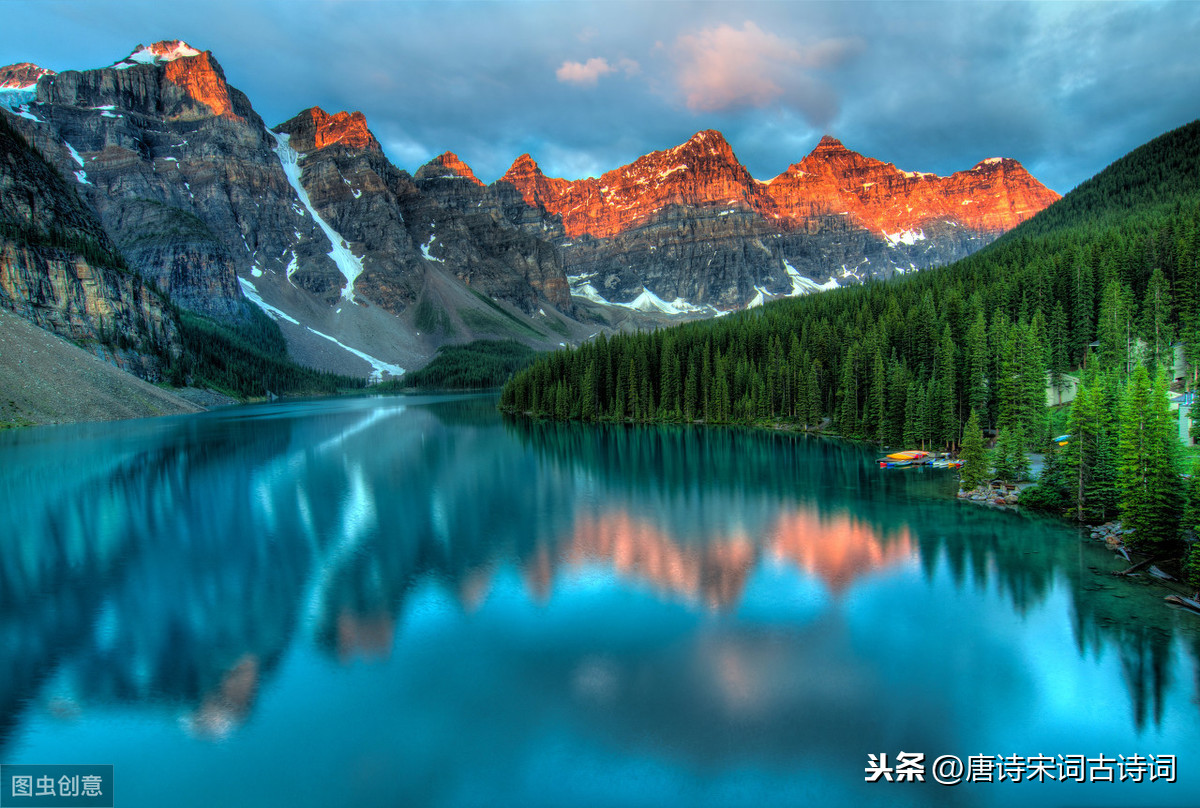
1,394,1198,807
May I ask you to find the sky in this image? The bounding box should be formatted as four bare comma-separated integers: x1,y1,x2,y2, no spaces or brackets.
2,1,1198,195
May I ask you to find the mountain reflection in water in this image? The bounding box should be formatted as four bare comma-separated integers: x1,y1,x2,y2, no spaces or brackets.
0,394,1197,806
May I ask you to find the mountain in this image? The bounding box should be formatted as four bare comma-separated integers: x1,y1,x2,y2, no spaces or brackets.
0,42,589,380
0,112,180,380
0,41,306,319
274,106,574,320
0,63,55,90
0,40,1059,390
501,119,1200,445
499,131,1059,310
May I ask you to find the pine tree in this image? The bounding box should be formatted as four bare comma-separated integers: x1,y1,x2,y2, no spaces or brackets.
1017,321,1049,447
1139,266,1174,371
1047,302,1070,404
931,326,958,449
581,360,598,421
1039,433,1070,502
1117,365,1182,548
903,380,920,449
806,360,822,428
966,310,989,420
1097,280,1134,374
959,409,988,490
993,426,1029,481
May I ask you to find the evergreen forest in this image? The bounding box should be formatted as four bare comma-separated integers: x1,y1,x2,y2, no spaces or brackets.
501,119,1200,586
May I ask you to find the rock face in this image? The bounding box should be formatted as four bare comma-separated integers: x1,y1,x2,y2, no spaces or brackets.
2,42,343,318
0,41,1061,380
1,44,589,378
415,151,483,186
0,63,55,89
0,114,180,379
273,106,573,326
499,131,1060,308
764,135,1057,238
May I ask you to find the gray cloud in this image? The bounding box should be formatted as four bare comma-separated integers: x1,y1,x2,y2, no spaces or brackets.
1,1,1197,193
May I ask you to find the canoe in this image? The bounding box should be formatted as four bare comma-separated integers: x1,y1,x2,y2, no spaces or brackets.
885,450,929,461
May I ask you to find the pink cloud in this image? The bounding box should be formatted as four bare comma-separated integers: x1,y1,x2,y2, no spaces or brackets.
556,56,640,86
673,21,860,122
556,57,614,86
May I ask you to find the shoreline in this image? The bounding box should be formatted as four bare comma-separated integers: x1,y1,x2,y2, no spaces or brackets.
503,408,1200,614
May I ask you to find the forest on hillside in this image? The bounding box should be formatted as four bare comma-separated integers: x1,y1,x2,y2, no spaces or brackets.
501,120,1200,585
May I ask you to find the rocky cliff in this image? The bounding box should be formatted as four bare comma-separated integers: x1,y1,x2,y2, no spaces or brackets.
2,42,346,318
764,135,1058,238
0,40,1062,381
499,131,1060,309
273,107,573,332
0,113,180,379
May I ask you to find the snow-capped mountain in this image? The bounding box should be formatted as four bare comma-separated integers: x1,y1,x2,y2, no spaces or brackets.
0,42,588,378
0,40,1059,382
498,131,1060,310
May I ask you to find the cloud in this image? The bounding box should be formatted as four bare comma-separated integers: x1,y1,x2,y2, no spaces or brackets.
672,21,860,124
556,57,613,86
3,0,1198,193
556,56,640,86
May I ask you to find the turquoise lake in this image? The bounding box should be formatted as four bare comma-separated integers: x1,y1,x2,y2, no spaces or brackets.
1,393,1198,807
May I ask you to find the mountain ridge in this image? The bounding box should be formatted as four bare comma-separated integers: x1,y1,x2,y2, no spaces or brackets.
0,39,1063,389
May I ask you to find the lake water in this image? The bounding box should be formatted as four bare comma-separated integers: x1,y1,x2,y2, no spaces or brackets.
1,393,1198,807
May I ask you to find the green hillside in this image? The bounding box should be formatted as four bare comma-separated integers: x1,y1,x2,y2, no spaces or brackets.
502,119,1200,447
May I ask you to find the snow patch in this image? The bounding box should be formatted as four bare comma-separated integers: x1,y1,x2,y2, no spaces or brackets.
304,326,404,382
73,170,92,186
239,275,403,382
420,235,444,263
351,188,362,199
238,277,300,324
63,142,85,167
0,88,44,122
271,130,364,303
783,259,840,296
574,283,609,305
882,228,926,246
0,87,37,115
114,42,202,69
572,283,722,316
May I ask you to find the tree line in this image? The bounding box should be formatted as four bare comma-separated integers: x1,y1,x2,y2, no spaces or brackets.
501,120,1200,587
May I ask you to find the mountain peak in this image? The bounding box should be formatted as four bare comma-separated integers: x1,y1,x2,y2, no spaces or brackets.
114,40,204,69
786,134,877,177
0,63,55,90
971,156,1012,171
671,129,735,160
502,153,546,181
417,151,484,185
276,107,380,153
